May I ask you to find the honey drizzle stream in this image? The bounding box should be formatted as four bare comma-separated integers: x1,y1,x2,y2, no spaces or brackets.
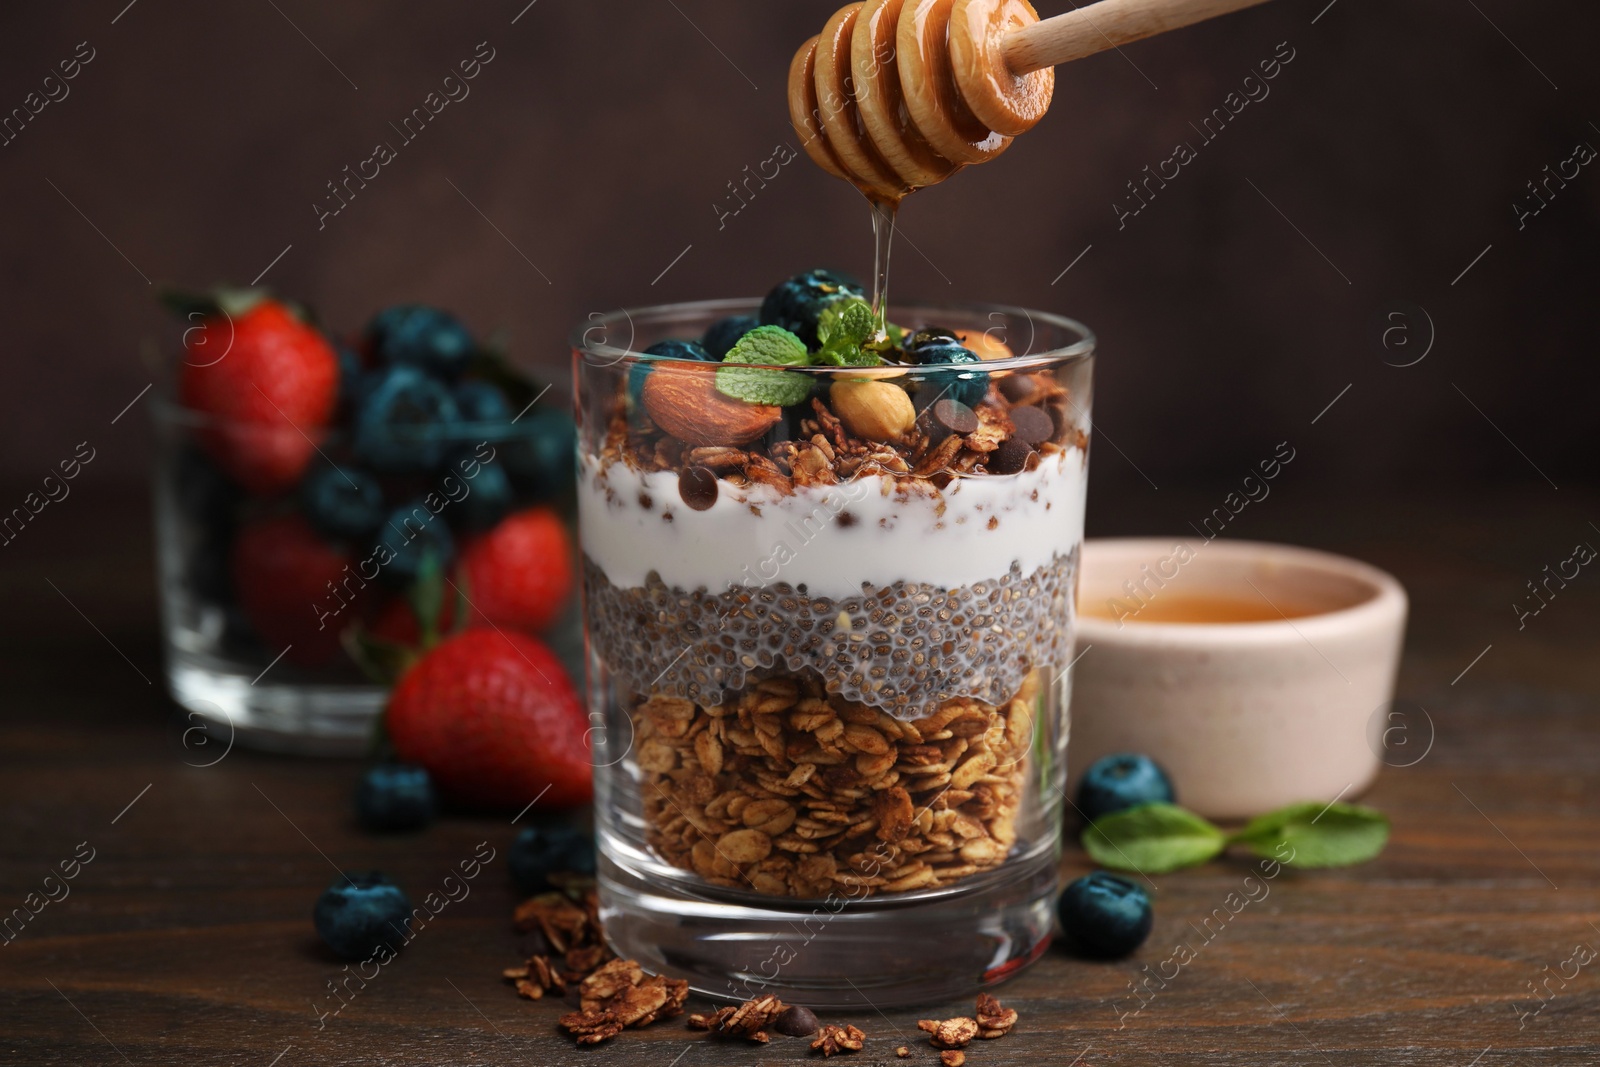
869,197,899,324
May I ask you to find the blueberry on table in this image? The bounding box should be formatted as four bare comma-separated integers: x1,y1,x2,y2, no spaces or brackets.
701,314,760,359
1076,753,1176,823
352,366,462,474
759,269,866,350
911,343,989,408
366,304,475,380
313,872,414,960
1057,871,1153,959
356,764,437,833
300,464,385,542
453,379,513,423
373,500,456,588
628,339,714,408
509,823,596,895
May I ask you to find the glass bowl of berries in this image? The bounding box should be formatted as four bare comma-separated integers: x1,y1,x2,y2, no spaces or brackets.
151,291,580,755
574,271,1094,1006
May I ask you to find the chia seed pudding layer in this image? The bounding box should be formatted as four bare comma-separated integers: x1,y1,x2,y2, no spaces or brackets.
582,547,1077,717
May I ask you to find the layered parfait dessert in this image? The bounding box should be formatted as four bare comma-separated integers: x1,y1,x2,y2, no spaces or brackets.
577,272,1092,907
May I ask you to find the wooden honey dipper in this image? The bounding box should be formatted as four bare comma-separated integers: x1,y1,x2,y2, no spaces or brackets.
789,0,1272,203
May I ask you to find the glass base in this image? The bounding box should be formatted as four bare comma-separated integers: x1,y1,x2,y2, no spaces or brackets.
596,841,1058,1009
168,658,384,757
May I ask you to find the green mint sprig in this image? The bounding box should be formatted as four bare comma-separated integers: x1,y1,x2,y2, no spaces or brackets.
816,298,886,368
1082,801,1389,875
714,300,900,408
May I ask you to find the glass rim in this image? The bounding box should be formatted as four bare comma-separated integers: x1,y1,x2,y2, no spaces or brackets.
570,297,1095,375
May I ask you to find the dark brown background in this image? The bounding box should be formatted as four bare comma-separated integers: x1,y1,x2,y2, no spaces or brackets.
0,0,1595,504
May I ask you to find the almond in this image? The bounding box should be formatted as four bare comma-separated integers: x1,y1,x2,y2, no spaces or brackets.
830,380,914,442
641,364,781,446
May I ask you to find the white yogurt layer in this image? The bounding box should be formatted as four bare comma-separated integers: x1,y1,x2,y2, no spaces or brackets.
578,447,1087,599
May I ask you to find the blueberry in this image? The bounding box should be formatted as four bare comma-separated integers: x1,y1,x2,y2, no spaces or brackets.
448,449,514,532
509,823,596,895
1057,872,1153,959
375,499,456,588
500,408,577,500
628,339,714,408
759,269,866,350
911,343,989,408
904,326,960,354
356,765,437,833
366,304,475,380
702,314,760,359
300,465,385,542
313,872,414,961
454,379,513,423
352,366,462,474
1076,753,1176,823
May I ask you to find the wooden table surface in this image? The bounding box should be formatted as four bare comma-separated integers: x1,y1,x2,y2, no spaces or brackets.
3,484,1599,1065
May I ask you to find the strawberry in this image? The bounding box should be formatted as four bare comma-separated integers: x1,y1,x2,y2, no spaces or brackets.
385,629,591,809
179,299,340,494
459,508,574,632
232,514,353,667
368,592,461,647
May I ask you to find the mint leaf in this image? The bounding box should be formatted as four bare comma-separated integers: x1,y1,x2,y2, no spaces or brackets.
716,365,813,406
816,299,885,368
717,325,813,406
818,298,876,349
1229,801,1390,868
1082,802,1226,874
725,324,809,366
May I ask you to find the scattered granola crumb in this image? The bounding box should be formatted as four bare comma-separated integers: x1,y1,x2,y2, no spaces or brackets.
556,958,688,1045
974,992,1018,1038
692,993,788,1043
503,954,567,1000
896,1046,911,1058
812,1023,867,1056
918,1016,979,1049
941,1051,966,1067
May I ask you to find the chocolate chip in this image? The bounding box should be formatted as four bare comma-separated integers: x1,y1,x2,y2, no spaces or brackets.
1010,404,1053,445
1046,400,1072,441
932,398,978,435
678,466,718,511
997,374,1039,403
775,1005,819,1037
837,510,859,528
988,437,1034,475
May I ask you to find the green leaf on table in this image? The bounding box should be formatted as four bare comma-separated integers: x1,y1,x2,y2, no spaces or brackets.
1228,801,1390,868
716,325,813,406
1082,802,1227,874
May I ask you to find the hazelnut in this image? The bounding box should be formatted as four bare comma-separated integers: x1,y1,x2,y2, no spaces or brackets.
830,379,915,442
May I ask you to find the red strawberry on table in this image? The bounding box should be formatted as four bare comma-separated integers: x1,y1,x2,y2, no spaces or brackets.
458,507,574,632
179,299,339,494
386,629,591,809
232,514,353,667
